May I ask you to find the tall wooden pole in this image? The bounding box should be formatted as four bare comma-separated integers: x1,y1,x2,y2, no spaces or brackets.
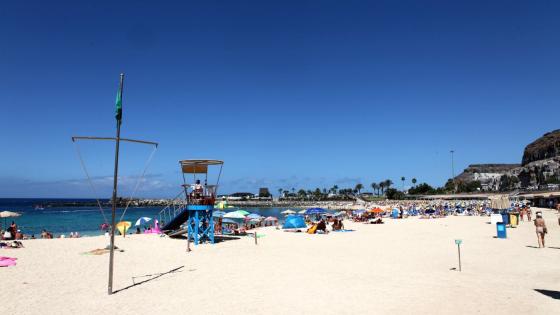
108,73,124,295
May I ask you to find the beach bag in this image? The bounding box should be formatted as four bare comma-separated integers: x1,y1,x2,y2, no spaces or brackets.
3,231,11,239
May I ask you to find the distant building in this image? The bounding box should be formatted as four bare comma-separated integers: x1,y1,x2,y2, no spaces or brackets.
227,192,255,200
259,187,271,198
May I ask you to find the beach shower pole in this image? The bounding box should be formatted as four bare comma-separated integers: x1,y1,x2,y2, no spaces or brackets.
455,239,462,272
108,73,124,295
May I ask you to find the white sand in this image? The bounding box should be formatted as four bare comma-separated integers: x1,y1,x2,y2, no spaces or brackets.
2,207,560,314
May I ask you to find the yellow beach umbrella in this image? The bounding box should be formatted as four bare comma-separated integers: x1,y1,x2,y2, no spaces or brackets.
115,221,132,237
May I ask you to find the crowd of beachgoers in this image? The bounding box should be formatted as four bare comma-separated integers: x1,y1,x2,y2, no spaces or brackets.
1,199,553,243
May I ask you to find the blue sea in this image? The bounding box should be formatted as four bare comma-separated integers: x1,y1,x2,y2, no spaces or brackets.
0,198,301,237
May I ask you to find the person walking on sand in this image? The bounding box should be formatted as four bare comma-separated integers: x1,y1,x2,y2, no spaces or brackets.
526,207,532,221
534,212,547,248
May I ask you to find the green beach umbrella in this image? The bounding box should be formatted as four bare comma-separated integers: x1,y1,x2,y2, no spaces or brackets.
224,211,247,219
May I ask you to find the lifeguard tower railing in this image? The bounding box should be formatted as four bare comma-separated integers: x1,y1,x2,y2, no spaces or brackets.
183,184,217,205
158,190,189,228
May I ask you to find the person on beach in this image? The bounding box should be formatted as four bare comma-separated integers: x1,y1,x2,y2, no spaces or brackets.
526,207,532,221
316,219,328,233
534,212,547,248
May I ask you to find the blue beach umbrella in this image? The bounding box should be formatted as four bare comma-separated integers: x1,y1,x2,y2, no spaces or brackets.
134,217,152,227
246,213,263,220
282,215,307,229
305,208,327,215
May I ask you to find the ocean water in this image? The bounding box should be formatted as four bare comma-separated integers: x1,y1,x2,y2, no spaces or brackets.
0,198,304,237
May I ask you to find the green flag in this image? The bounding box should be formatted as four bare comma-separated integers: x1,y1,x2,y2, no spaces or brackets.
115,86,122,121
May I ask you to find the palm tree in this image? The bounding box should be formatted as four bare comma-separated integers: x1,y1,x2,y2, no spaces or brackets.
385,179,393,189
355,183,363,195
278,188,283,198
379,182,386,195
371,183,379,196
401,177,406,190
412,178,417,187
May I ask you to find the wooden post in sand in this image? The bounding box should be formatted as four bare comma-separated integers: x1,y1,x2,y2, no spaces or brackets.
254,231,258,245
455,239,462,271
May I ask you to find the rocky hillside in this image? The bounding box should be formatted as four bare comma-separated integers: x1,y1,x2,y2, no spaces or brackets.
522,129,560,165
456,164,520,182
454,130,560,191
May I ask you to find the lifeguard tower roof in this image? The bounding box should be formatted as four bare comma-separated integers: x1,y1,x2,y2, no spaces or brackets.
179,159,224,173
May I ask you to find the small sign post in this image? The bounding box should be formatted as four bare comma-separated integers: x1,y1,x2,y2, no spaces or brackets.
455,239,462,271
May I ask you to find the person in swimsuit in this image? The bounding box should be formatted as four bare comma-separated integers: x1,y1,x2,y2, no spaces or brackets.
534,212,547,248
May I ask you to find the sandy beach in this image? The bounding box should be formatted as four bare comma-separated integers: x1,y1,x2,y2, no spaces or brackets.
2,207,559,314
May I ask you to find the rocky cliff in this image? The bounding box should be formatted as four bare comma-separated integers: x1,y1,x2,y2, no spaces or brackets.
454,130,560,191
522,129,560,166
456,164,520,182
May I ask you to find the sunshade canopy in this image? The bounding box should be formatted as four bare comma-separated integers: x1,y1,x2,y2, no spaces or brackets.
0,211,21,218
180,159,224,174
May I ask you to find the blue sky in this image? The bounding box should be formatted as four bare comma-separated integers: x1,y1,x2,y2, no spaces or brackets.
1,1,559,198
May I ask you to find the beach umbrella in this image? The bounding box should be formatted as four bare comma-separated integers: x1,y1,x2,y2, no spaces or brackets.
264,216,278,221
100,223,109,230
305,208,327,215
335,211,346,217
298,209,307,214
224,211,247,219
369,207,384,214
115,221,132,236
281,209,296,215
233,209,250,216
0,211,21,230
282,215,306,229
134,217,152,227
246,213,263,220
221,218,240,225
213,211,226,218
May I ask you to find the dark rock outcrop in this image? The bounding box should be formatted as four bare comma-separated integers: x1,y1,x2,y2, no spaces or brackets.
522,130,560,166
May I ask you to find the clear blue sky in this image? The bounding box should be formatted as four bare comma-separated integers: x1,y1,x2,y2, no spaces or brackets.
1,0,559,198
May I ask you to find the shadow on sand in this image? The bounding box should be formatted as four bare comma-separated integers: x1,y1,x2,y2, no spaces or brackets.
535,289,560,300
113,265,185,294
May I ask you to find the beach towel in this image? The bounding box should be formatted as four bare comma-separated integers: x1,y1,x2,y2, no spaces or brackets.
81,248,124,255
0,256,17,267
333,229,355,232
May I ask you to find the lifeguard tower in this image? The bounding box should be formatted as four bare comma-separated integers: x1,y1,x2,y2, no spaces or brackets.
179,159,223,245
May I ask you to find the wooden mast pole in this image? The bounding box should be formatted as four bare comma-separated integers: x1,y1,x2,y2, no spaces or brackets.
108,73,124,295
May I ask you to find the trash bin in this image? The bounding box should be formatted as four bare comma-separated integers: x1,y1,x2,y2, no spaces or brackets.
509,213,518,227
501,213,509,225
496,222,507,239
